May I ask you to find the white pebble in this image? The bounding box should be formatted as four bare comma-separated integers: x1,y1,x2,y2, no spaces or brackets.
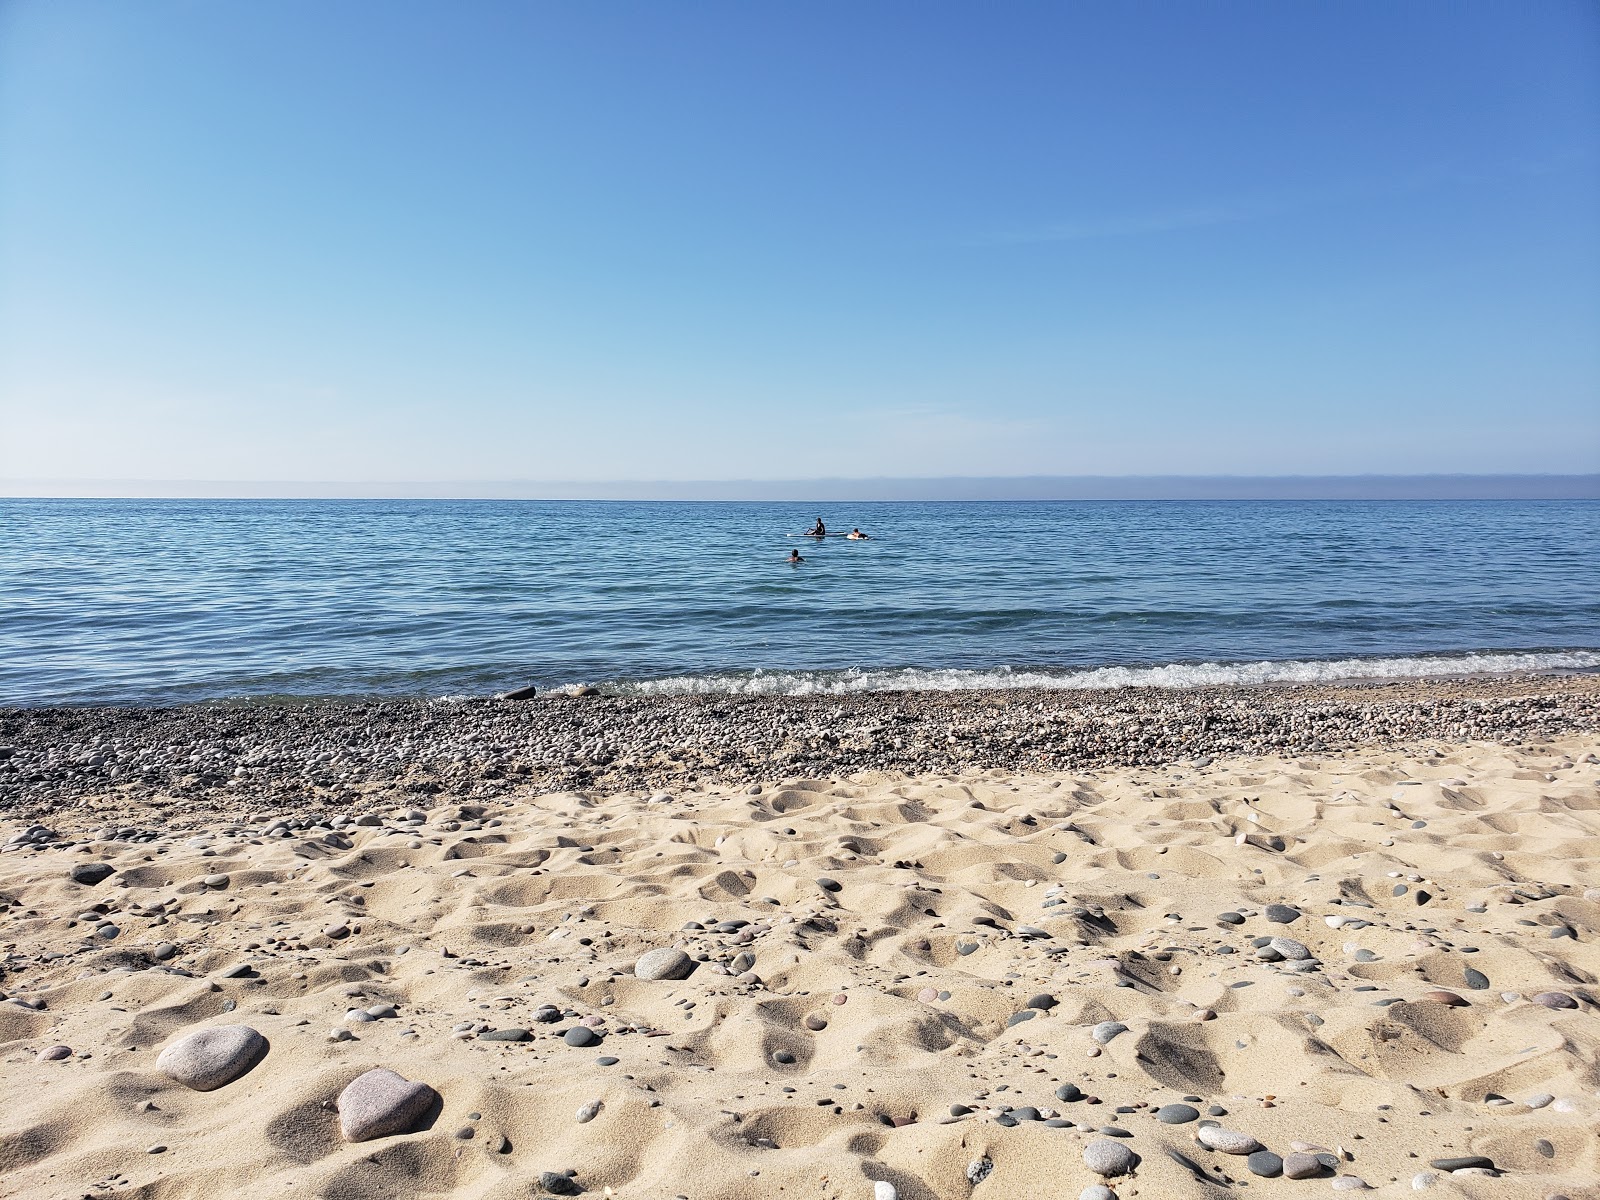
873,1184,899,1200
1411,1172,1437,1189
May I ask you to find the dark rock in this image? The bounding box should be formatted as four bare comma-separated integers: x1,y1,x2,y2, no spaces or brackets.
1155,1103,1199,1124
70,862,115,885
1429,1156,1494,1171
1248,1150,1283,1177
1264,904,1301,924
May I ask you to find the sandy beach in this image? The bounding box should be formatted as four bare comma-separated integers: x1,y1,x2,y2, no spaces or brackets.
2,677,1597,1199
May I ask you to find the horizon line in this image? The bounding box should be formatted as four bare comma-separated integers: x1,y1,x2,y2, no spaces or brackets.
4,472,1597,501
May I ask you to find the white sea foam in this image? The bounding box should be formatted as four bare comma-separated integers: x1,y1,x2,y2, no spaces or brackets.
603,650,1600,697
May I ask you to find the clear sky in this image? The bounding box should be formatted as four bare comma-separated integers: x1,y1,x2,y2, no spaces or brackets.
2,0,1597,488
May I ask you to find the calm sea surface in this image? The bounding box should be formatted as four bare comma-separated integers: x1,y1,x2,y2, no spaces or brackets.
3,498,1597,705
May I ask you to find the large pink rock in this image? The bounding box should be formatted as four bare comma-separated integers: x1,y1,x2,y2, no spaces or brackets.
337,1068,439,1141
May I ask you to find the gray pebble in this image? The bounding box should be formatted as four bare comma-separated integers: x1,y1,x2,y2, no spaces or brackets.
1082,1139,1137,1177
1155,1103,1199,1124
69,862,115,885
1247,1150,1283,1177
1264,904,1301,924
563,1026,599,1047
1196,1125,1261,1154
634,948,694,980
1090,1021,1127,1044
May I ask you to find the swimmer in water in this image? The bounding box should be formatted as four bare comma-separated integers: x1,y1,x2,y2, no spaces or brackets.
787,549,805,564
846,527,869,540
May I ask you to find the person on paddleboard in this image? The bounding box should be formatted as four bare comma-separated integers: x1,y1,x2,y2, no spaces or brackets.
788,548,805,564
808,517,826,537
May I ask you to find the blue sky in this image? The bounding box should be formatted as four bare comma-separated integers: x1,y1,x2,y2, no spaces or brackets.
1,0,1596,488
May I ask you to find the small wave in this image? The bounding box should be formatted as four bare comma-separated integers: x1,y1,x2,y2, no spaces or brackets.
601,649,1600,697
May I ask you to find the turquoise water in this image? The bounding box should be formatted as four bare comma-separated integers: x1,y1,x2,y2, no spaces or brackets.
3,498,1597,705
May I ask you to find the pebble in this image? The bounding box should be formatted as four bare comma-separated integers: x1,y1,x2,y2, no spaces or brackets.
1079,1189,1115,1200
1531,991,1577,1009
1428,1156,1493,1171
1264,904,1301,923
538,1170,581,1196
1331,1176,1373,1191
479,1028,530,1042
1268,936,1311,960
1412,1173,1438,1190
337,1068,440,1141
1247,1150,1283,1177
1082,1139,1137,1177
69,862,115,885
563,1026,600,1047
575,1099,602,1123
1090,1021,1127,1045
1155,1103,1199,1124
1196,1125,1262,1154
1422,990,1468,1006
635,948,694,981
966,1157,994,1185
37,1044,73,1061
1463,967,1490,990
874,1184,899,1200
155,1025,269,1091
1280,1158,1331,1184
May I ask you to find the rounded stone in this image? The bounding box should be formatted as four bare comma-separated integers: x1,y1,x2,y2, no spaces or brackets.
1283,1151,1329,1180
155,1024,269,1091
1155,1103,1199,1124
1090,1021,1128,1044
1531,991,1577,1009
1083,1139,1137,1177
1080,1188,1116,1200
37,1044,73,1062
563,1026,600,1047
1422,990,1469,1006
337,1068,439,1142
1264,904,1301,923
1196,1125,1262,1154
1247,1150,1283,1177
69,862,115,886
634,948,694,981
1027,992,1058,1010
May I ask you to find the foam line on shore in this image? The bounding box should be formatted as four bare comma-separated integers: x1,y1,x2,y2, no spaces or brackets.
605,649,1600,696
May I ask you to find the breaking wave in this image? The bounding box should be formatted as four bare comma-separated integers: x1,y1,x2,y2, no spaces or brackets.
605,649,1600,697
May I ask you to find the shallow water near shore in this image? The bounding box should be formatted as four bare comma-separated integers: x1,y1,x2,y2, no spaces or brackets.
3,497,1597,705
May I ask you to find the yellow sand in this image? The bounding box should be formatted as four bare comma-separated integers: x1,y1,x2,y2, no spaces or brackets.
2,736,1597,1199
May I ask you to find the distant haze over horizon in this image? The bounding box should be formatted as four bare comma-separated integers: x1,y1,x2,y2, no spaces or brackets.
5,474,1596,502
